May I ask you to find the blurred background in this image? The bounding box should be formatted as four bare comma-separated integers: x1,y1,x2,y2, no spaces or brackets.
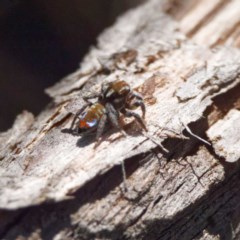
0,0,145,131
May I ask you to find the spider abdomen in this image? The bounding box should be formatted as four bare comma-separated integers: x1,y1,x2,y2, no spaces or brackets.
79,103,106,130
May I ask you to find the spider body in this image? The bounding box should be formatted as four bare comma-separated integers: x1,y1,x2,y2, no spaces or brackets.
70,80,147,143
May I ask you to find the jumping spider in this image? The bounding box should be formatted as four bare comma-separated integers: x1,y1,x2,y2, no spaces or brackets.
70,80,147,144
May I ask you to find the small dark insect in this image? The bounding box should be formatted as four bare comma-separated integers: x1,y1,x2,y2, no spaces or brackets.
70,80,147,144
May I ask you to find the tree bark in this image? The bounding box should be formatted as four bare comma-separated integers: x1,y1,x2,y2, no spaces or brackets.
1,0,240,239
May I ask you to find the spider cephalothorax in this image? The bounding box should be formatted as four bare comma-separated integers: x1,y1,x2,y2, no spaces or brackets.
100,80,146,119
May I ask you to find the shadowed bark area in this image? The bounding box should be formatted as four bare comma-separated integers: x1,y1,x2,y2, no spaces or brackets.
1,0,240,239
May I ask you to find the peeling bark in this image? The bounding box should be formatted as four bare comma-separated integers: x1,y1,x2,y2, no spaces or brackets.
1,0,240,239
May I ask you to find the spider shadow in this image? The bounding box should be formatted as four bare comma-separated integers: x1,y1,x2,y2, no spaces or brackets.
62,121,146,149
76,134,97,148
61,128,96,148
76,123,144,148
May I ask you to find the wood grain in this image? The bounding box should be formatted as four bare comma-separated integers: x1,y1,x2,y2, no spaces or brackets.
1,0,240,239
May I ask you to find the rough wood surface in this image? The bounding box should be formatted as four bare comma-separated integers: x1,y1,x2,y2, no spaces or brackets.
1,0,240,239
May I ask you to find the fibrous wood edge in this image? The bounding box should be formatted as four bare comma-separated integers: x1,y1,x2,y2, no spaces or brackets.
1,0,240,239
168,0,240,48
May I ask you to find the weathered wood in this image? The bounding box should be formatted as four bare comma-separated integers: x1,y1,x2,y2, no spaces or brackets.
1,0,240,239
207,109,240,163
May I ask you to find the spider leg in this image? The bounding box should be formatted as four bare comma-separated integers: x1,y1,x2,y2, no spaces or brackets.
132,91,143,99
94,113,108,148
135,100,146,119
96,113,108,140
70,103,90,130
123,109,147,131
83,93,101,103
105,103,127,137
129,91,146,118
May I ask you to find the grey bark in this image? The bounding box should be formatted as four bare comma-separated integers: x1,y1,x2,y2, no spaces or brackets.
1,0,240,239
